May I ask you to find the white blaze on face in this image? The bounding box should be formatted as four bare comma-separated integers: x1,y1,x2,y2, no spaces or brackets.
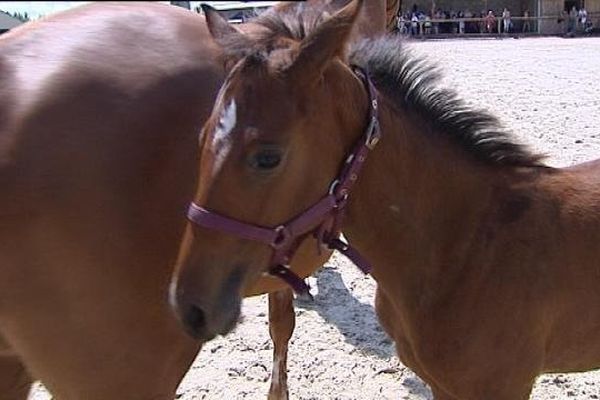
213,99,237,146
211,98,237,171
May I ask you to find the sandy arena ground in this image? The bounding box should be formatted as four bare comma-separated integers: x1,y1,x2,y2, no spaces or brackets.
30,36,600,399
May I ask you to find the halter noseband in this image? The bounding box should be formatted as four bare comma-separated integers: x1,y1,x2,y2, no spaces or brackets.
187,66,381,299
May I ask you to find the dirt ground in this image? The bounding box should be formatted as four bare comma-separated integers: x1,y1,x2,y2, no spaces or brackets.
30,36,600,400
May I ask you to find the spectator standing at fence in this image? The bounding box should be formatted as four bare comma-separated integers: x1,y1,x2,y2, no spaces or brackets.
458,11,465,34
411,12,419,35
424,14,432,34
433,9,442,34
584,17,593,34
558,9,569,34
479,10,487,32
449,10,457,33
568,6,577,34
522,9,531,33
486,10,496,33
502,8,511,33
578,6,587,32
397,13,408,34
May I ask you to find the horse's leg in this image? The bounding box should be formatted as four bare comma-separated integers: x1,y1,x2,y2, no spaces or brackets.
267,288,295,400
0,352,33,400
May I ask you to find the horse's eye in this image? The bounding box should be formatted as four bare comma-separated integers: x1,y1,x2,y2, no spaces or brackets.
252,150,282,170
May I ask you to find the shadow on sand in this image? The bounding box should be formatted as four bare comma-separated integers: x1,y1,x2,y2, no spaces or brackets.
294,264,433,398
294,265,394,359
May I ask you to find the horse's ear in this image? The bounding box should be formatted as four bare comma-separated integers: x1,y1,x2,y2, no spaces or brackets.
285,0,364,85
326,0,386,39
201,4,245,47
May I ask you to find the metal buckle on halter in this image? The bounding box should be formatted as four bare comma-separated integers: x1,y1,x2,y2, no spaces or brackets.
329,236,349,252
365,116,381,150
271,225,291,249
268,264,313,301
328,179,349,206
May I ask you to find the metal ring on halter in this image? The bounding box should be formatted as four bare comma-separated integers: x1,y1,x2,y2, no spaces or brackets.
271,225,291,249
365,116,380,149
328,179,349,205
328,179,340,195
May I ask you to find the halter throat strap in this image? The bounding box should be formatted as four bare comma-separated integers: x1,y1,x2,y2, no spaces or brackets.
187,66,381,299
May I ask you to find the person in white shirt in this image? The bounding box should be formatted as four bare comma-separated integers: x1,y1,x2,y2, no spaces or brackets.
578,7,588,32
502,8,511,33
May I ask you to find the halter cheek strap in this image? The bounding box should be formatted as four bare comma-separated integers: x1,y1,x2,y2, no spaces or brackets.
187,66,381,299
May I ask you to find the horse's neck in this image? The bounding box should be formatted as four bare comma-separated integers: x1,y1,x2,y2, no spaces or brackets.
344,100,499,293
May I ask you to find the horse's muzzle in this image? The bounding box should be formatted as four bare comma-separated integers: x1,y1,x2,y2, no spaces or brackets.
169,276,242,342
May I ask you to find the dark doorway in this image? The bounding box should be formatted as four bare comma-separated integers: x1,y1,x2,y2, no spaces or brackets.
564,0,580,11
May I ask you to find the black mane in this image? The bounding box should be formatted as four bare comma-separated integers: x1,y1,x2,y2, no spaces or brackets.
349,38,546,166
228,3,545,167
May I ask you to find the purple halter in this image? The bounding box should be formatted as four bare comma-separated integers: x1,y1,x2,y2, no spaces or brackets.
187,66,381,299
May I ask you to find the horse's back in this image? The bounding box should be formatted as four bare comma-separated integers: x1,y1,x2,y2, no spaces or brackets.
0,2,223,210
554,158,600,221
0,3,224,398
565,157,600,175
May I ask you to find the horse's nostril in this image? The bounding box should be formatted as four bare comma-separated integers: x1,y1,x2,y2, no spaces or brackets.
182,304,212,341
186,304,206,329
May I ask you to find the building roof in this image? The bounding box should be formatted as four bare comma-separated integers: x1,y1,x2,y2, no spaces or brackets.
202,1,279,11
0,10,23,30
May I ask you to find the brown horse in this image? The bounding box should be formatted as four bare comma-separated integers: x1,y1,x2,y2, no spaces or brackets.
0,1,400,398
171,1,600,399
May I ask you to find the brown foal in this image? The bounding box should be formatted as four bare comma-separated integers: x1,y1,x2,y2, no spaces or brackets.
171,1,600,399
0,1,400,399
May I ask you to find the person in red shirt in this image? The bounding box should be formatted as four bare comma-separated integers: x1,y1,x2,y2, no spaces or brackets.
485,9,497,33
